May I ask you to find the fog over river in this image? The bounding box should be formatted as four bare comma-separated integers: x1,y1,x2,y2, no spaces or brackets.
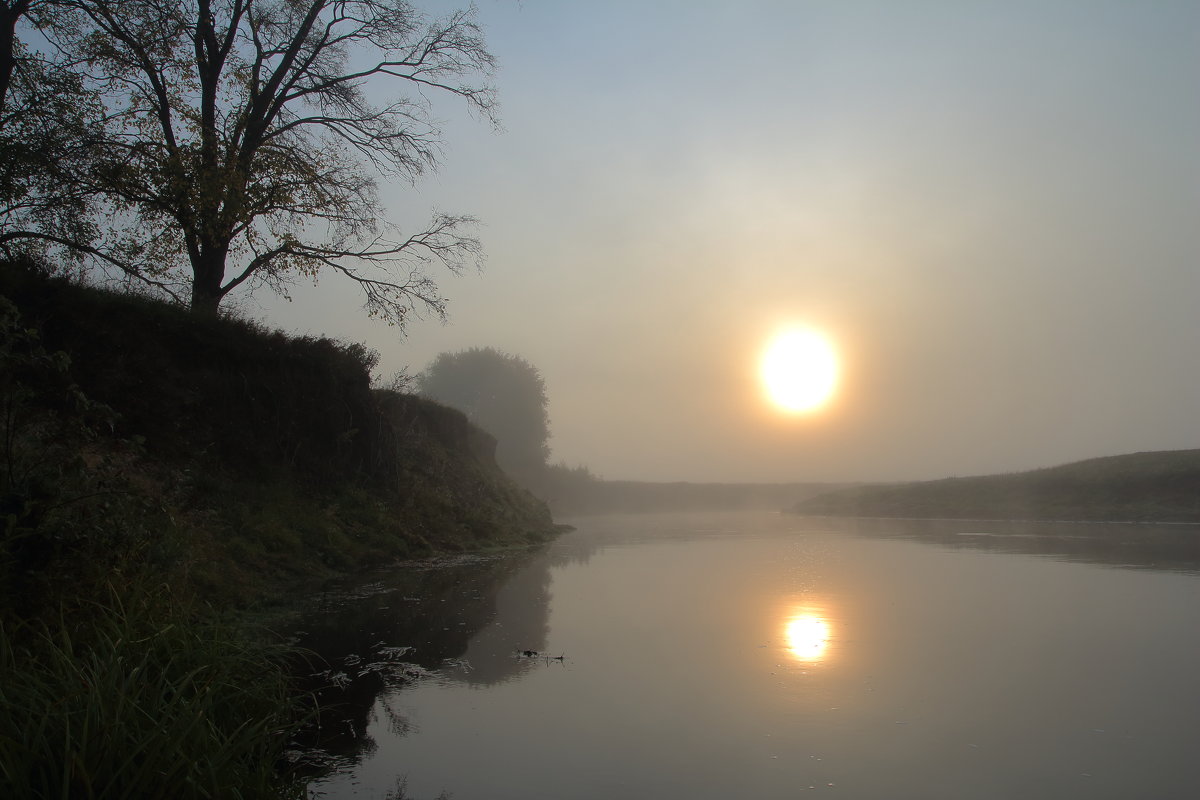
294,512,1200,800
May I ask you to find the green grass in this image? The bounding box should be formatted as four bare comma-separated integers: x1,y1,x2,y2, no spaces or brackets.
0,585,305,799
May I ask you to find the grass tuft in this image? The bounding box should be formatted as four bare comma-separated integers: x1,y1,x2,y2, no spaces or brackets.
0,585,305,799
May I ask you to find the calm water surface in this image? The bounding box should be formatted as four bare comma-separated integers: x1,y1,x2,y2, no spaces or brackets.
297,513,1200,800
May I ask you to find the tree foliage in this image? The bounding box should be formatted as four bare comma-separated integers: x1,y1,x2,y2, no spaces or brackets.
2,0,496,325
0,3,110,276
416,347,551,479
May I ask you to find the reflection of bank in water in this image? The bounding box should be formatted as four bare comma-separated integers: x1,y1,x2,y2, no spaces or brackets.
285,548,556,774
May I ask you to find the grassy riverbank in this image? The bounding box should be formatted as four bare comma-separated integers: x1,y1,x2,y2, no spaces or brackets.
792,449,1200,522
0,263,560,796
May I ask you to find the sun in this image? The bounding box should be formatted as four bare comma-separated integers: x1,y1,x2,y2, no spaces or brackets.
760,328,838,413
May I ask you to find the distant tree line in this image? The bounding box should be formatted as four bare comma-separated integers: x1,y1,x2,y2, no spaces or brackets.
0,0,495,327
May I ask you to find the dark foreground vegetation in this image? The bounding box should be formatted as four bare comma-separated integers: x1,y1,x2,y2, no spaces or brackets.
793,449,1200,523
0,264,558,797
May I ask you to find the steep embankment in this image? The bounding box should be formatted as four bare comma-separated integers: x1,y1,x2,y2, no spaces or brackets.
792,450,1200,522
0,265,557,608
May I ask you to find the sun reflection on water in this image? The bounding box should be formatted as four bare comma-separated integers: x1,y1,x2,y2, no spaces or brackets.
784,612,831,662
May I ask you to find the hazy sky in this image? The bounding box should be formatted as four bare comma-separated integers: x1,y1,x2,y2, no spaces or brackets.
254,0,1200,483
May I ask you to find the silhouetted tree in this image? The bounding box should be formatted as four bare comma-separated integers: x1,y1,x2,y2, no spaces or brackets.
417,348,551,479
0,3,114,276
24,0,496,323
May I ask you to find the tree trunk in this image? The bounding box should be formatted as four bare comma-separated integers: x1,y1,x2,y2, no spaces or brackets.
0,2,29,118
190,283,222,314
189,245,227,314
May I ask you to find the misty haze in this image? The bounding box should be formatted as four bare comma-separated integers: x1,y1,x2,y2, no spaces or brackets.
1,1,1196,799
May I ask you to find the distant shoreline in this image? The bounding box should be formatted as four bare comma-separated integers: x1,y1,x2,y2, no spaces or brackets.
790,512,1200,527
543,479,856,514
789,449,1200,524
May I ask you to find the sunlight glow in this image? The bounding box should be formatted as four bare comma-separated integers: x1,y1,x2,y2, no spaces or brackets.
784,613,831,661
760,329,838,413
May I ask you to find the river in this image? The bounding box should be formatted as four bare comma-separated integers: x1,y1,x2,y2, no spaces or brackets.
291,512,1200,800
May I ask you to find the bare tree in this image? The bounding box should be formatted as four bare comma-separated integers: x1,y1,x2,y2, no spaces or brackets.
37,0,497,324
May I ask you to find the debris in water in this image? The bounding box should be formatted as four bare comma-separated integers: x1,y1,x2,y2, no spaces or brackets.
515,648,566,661
378,645,414,659
397,663,435,680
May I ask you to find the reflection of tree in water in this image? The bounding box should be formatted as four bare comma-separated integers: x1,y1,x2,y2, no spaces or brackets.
284,518,756,773
455,554,554,683
823,516,1200,574
286,549,555,772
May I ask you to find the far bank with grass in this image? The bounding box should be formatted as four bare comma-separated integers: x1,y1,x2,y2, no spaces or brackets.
792,449,1200,523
